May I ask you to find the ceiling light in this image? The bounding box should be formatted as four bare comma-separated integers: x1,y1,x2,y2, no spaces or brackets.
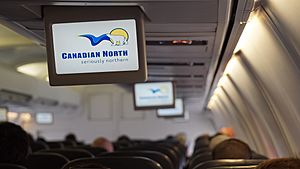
45,76,49,82
19,112,32,123
7,112,19,121
16,62,48,81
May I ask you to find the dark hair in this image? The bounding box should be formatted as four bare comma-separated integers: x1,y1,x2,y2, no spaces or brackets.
27,133,35,145
0,122,30,164
65,133,77,142
256,158,300,169
213,138,252,159
117,135,130,142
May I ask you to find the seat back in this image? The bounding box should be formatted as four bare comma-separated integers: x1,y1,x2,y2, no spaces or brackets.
46,141,64,149
0,163,27,169
62,141,77,147
189,152,213,169
99,151,174,169
62,156,163,169
251,152,268,160
126,145,179,169
26,152,69,169
158,142,184,161
193,147,211,156
209,166,258,169
40,149,94,160
31,141,49,152
72,146,107,156
193,159,264,169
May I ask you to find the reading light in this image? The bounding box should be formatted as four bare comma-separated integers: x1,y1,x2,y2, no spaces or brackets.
172,40,192,45
7,112,19,121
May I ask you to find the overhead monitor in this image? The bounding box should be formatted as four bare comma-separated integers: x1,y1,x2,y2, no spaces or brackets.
134,81,175,110
36,112,54,125
0,107,7,121
157,98,185,118
44,6,147,86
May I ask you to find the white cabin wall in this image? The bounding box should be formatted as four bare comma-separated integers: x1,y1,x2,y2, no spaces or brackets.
208,3,300,158
70,85,216,147
0,65,81,138
0,66,80,104
0,65,215,148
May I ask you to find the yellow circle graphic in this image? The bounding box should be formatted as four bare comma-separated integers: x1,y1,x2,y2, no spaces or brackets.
110,28,129,40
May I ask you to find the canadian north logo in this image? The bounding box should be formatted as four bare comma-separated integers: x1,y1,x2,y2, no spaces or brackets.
150,88,161,94
80,28,129,46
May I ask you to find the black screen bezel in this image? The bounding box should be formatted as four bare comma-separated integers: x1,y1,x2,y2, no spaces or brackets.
133,81,176,110
44,6,147,86
156,98,185,118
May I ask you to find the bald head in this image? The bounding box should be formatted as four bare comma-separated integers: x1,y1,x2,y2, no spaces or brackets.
92,137,114,152
213,138,252,159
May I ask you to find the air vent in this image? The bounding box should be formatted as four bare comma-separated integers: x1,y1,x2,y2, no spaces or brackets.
193,62,205,66
146,40,208,46
148,62,190,66
148,62,205,66
31,97,59,106
177,85,203,88
194,75,204,78
148,74,191,78
0,89,32,104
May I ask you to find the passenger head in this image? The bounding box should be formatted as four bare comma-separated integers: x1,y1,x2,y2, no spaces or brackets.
27,133,35,145
65,133,77,142
92,137,114,152
195,134,210,146
256,158,300,169
166,135,175,141
175,132,187,145
209,134,230,149
212,138,252,159
117,135,130,142
0,122,30,164
37,137,46,143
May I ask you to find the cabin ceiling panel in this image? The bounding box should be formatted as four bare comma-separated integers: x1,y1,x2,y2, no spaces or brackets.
0,0,225,101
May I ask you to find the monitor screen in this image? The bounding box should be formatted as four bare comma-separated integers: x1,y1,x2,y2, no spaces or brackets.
134,82,175,110
44,6,147,86
36,113,54,124
157,98,184,118
0,107,7,121
52,19,139,75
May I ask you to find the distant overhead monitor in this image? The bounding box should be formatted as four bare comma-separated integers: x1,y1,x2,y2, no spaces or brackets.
134,81,175,110
157,98,184,118
44,6,147,86
0,107,7,121
36,112,54,124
